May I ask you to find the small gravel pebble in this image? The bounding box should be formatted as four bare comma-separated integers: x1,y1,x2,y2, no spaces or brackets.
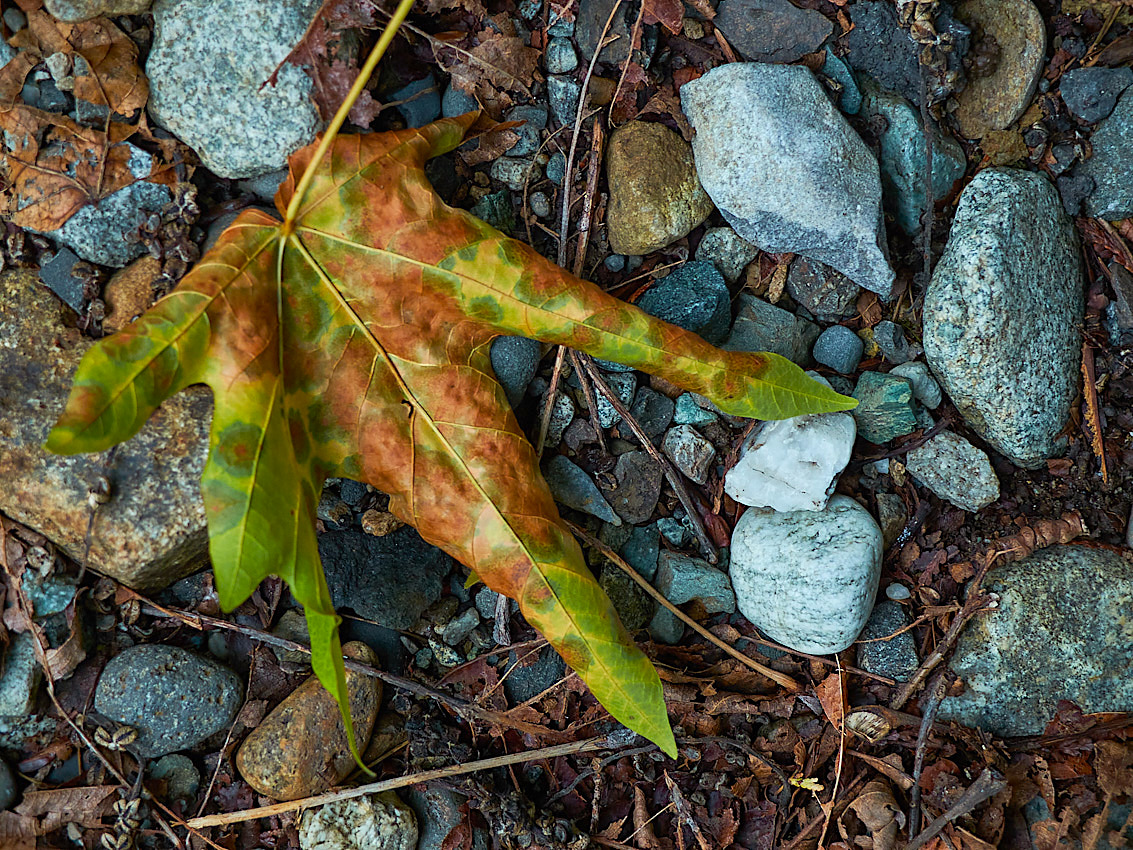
529,191,551,218
886,583,911,600
544,38,578,74
812,325,864,373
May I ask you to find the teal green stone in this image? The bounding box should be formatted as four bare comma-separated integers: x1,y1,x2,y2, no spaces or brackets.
470,191,515,233
851,371,916,443
673,393,717,426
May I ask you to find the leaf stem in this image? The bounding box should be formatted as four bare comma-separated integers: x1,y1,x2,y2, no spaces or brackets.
283,0,416,229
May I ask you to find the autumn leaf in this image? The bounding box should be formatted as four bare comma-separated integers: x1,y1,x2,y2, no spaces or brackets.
0,11,175,232
46,112,853,756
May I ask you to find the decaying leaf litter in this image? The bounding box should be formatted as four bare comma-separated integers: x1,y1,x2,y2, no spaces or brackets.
0,0,1132,848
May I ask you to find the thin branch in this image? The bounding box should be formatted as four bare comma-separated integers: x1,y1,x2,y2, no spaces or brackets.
908,671,948,838
186,737,605,829
906,769,1007,850
132,596,551,737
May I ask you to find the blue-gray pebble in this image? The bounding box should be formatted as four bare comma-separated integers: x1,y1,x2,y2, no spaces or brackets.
636,261,732,344
94,645,243,757
545,38,578,74
393,75,440,128
813,324,864,373
504,105,548,157
490,335,542,408
442,83,479,118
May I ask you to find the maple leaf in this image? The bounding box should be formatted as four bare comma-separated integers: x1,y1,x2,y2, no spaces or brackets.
45,113,853,756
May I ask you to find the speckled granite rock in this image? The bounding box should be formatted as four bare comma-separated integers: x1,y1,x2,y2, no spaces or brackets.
923,169,1083,468
147,0,323,177
94,645,242,757
237,642,381,800
0,271,210,591
45,0,151,20
299,791,417,850
730,495,883,654
906,431,999,512
938,546,1133,736
682,63,895,298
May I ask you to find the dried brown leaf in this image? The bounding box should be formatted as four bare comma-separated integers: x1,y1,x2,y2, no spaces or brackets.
642,0,683,33
816,671,847,730
0,811,35,850
16,786,117,831
846,779,904,850
1096,741,1133,799
632,785,663,850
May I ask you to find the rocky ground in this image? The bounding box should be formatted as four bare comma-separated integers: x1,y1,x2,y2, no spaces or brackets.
1,0,1132,848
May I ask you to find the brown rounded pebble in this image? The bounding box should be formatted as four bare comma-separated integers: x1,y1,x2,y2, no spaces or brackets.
235,641,382,801
103,256,160,333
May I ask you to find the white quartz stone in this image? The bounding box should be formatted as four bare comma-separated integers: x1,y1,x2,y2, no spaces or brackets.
730,495,883,654
724,377,855,512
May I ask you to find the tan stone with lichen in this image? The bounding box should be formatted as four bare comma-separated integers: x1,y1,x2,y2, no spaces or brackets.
605,121,714,256
0,270,210,590
236,642,382,801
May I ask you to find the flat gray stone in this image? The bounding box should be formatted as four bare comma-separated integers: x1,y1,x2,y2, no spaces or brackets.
730,494,882,654
906,431,999,512
683,63,894,298
0,633,42,716
649,552,736,644
889,361,942,409
786,256,861,321
1078,88,1133,221
542,455,620,525
94,645,242,757
147,0,323,178
714,0,832,64
859,76,966,235
722,293,819,365
1060,66,1133,124
0,271,210,592
605,451,663,525
856,600,918,682
636,262,731,344
923,168,1083,468
938,546,1133,736
661,424,715,485
695,227,759,284
33,146,171,268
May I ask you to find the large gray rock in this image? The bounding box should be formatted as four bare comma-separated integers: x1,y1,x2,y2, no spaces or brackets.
94,645,242,757
923,169,1083,468
682,63,894,298
938,546,1133,736
0,271,210,592
730,495,882,654
1078,88,1133,221
147,0,323,178
721,294,819,365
